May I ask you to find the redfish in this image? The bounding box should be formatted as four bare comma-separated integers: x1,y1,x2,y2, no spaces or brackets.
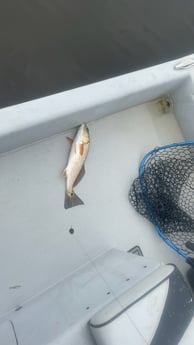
62,124,90,209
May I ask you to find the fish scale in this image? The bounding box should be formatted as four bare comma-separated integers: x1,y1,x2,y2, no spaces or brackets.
62,124,90,209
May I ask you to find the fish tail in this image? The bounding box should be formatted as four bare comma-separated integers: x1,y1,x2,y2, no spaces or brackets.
64,191,84,209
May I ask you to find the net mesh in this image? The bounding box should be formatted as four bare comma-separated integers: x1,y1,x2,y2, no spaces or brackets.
129,143,194,257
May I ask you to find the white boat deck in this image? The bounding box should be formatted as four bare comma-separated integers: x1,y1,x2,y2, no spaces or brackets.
0,55,194,344
0,98,191,344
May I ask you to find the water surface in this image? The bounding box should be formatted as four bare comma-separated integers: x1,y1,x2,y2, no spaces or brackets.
0,0,194,108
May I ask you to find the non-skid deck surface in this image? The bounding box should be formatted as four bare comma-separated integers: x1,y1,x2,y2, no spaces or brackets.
10,249,161,345
0,101,188,344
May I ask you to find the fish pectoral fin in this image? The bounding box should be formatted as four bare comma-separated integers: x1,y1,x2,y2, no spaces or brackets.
66,136,74,144
61,168,67,177
74,165,85,186
78,143,84,156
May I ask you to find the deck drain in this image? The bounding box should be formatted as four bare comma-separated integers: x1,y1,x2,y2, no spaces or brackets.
69,228,74,235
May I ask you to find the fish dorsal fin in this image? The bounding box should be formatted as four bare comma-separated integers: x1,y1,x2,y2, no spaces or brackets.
74,165,85,186
66,136,73,144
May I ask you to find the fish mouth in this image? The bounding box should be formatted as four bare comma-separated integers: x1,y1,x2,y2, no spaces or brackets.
82,123,89,132
81,124,90,143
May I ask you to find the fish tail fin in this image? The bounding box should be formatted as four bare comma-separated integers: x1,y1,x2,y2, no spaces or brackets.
64,191,84,209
